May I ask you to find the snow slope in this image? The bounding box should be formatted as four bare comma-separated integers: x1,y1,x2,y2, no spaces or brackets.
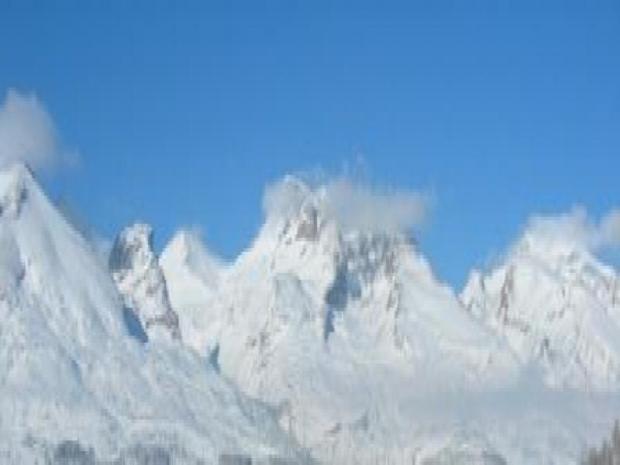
4,160,618,464
161,177,620,464
161,177,534,463
462,221,620,391
0,164,310,464
159,229,224,350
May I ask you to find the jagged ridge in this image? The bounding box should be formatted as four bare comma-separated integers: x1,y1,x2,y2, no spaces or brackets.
0,163,312,464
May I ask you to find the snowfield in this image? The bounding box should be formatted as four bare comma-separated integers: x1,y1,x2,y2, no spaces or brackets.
1,163,620,464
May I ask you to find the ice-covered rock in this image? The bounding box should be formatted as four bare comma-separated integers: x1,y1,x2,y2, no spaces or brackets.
462,222,620,390
110,223,180,340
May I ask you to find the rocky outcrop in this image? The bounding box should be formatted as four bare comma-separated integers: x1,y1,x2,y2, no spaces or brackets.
110,223,180,340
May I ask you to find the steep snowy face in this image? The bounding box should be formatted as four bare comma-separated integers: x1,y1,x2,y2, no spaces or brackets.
0,164,311,464
232,176,418,351
166,175,519,463
160,229,223,348
220,176,515,384
110,223,180,340
462,228,620,391
0,163,125,345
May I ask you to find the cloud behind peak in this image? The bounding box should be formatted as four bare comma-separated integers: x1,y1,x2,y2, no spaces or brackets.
263,174,430,236
0,88,72,172
521,206,620,255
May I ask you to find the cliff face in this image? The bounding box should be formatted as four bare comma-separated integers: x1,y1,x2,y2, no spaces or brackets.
110,223,181,340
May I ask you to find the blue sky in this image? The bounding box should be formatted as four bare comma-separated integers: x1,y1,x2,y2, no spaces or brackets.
1,1,618,287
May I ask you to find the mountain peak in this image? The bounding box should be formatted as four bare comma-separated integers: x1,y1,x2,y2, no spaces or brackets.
110,223,181,340
159,229,225,351
462,226,620,390
3,160,34,177
160,229,222,293
263,175,314,219
508,207,619,269
263,175,425,239
0,167,309,463
512,229,591,266
0,163,36,218
109,223,153,266
164,229,220,266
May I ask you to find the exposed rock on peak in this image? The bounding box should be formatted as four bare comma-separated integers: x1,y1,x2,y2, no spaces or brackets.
0,163,33,218
110,223,180,340
462,229,620,390
161,176,520,464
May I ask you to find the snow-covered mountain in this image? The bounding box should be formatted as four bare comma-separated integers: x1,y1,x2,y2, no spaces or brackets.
0,163,311,464
160,229,224,349
158,177,620,464
4,160,620,464
110,223,181,340
161,177,531,463
462,220,620,391
165,176,517,379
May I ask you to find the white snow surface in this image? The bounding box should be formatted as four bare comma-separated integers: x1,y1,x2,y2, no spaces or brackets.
3,162,620,464
159,229,224,349
0,164,310,464
462,226,620,391
161,176,620,464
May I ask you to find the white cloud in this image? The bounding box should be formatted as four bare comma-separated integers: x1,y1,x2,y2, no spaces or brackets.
263,175,313,220
323,178,429,235
263,174,430,235
599,209,620,248
524,206,620,252
0,88,71,172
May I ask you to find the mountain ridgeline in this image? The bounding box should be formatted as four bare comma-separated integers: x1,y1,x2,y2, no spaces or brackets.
0,164,311,465
155,176,620,464
1,164,619,464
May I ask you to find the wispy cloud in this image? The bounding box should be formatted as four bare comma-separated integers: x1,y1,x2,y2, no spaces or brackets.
263,175,314,221
524,206,620,252
599,209,620,249
0,88,75,172
263,174,430,235
323,178,429,235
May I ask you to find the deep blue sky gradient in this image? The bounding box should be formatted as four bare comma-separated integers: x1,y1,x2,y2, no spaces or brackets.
1,1,618,287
